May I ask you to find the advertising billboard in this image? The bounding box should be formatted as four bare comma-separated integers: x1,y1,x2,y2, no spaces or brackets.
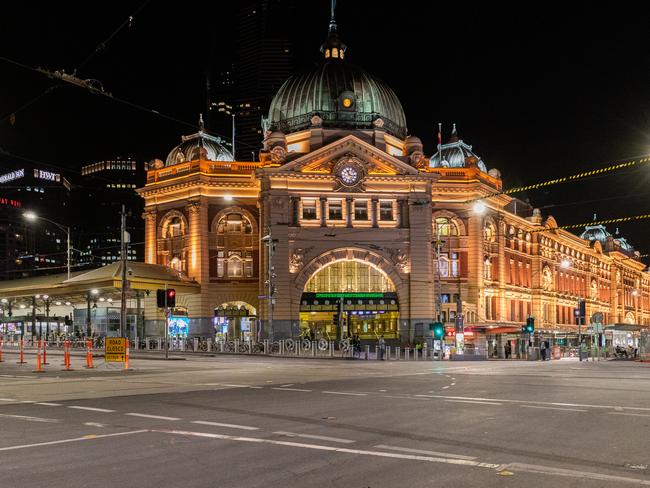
168,316,189,337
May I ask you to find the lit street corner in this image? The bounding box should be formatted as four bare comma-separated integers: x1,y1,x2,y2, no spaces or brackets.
2,356,650,487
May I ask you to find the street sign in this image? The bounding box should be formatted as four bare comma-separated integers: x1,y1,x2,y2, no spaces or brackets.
105,337,127,362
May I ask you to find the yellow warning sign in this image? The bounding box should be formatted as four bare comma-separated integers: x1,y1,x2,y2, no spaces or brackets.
105,337,127,362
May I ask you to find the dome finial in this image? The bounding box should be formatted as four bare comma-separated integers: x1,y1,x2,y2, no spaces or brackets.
321,0,346,60
198,113,205,132
448,123,459,143
593,212,597,221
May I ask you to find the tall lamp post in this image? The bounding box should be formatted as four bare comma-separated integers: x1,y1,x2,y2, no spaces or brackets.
23,211,71,280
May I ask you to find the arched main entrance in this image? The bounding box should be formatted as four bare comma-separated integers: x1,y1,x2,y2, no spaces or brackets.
299,259,399,341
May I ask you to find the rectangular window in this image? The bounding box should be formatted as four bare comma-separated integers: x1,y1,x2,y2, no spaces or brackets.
450,253,459,277
379,200,394,221
302,199,317,220
354,200,368,220
438,253,449,277
328,200,343,220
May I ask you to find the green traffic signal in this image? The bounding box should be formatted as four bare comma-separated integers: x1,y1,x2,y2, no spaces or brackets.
430,322,444,339
525,317,535,333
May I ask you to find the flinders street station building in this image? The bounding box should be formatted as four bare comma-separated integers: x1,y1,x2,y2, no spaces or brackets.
136,18,650,354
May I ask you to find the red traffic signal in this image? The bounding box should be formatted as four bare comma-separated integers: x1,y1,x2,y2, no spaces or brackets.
166,289,176,307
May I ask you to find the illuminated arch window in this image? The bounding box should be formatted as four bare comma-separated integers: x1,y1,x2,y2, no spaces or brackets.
325,49,331,58
332,47,339,58
434,217,459,237
215,212,254,278
484,222,496,242
305,260,395,293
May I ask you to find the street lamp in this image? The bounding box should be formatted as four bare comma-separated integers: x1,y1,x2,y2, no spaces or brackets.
472,201,487,215
560,259,571,269
23,211,71,280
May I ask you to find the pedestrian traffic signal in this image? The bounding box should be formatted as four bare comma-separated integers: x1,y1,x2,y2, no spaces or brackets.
524,316,534,333
156,289,165,308
166,289,176,308
430,322,444,339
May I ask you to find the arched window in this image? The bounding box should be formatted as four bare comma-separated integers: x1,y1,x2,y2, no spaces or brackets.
332,47,339,58
484,257,492,280
434,217,459,237
215,212,255,278
170,257,182,272
438,252,459,277
304,260,395,293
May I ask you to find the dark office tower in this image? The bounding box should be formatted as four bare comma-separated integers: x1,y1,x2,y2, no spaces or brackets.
231,0,294,161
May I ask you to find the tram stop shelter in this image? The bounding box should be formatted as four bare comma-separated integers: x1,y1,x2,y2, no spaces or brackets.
0,262,199,338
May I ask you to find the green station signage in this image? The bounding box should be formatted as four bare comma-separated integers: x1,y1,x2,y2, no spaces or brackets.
315,293,385,299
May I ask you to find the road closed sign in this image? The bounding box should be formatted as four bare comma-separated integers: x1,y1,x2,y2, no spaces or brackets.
105,337,127,362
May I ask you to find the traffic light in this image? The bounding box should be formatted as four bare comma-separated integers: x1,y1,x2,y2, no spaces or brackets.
524,316,535,333
156,289,166,308
166,289,176,308
575,299,586,325
430,322,444,340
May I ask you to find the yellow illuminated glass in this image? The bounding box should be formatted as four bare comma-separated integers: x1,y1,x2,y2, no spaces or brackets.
343,98,352,108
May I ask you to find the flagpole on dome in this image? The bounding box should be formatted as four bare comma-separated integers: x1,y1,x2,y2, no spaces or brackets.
437,122,442,164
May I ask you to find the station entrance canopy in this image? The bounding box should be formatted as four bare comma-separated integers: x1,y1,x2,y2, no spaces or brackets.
0,261,199,302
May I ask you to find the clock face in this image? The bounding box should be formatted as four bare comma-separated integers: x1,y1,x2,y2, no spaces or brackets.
340,166,359,185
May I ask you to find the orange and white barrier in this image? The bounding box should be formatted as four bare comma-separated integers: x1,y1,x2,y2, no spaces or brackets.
124,339,130,370
33,340,45,373
42,340,49,365
62,340,73,371
0,339,4,363
84,339,94,369
17,339,26,364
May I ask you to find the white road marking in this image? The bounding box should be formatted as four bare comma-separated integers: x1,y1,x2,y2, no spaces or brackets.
156,429,496,468
126,413,180,421
608,412,650,418
445,399,503,406
414,394,650,412
322,391,367,397
501,462,650,486
248,386,264,389
83,422,107,428
0,430,148,452
273,431,355,444
68,406,115,413
450,383,456,386
520,405,587,413
191,420,259,431
0,398,18,402
374,444,477,460
0,413,58,423
280,384,294,387
34,402,61,407
442,386,450,389
272,387,312,392
379,389,387,392
222,384,253,388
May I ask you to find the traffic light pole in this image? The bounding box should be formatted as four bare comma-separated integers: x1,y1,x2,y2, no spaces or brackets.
164,283,169,360
120,205,128,339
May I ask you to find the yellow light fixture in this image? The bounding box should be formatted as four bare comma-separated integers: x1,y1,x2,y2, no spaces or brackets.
342,98,352,108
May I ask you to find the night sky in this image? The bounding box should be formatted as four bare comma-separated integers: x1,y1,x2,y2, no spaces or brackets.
1,1,649,257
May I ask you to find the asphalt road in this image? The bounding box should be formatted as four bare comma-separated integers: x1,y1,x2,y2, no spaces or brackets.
1,356,650,487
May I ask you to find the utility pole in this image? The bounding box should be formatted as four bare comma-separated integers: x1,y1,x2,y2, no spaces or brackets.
262,231,276,340
120,205,129,339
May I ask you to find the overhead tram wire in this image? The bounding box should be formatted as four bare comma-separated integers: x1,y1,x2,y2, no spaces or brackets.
0,84,61,125
465,155,650,204
73,0,153,76
0,56,262,152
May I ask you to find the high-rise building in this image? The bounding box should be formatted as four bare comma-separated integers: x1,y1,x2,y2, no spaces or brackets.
0,165,72,279
77,157,144,267
210,0,294,161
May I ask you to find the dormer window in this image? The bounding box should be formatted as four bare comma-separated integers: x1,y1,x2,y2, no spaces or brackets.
325,49,330,58
332,47,339,58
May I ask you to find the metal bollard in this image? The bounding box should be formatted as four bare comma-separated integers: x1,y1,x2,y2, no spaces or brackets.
207,339,212,352
193,337,199,352
235,340,240,353
366,345,370,360
157,338,162,350
280,340,284,356
329,341,334,357
405,348,410,360
414,348,419,361
312,341,316,357
296,342,300,357
386,346,390,361
264,340,269,355
396,346,401,360
220,341,224,353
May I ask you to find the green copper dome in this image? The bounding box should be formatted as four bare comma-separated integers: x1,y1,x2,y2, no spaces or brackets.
267,60,408,139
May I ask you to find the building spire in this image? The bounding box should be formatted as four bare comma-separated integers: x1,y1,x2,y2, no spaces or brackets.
448,123,459,143
321,0,346,60
198,113,205,132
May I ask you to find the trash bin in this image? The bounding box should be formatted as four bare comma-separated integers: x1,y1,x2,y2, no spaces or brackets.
527,346,539,360
579,350,589,361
